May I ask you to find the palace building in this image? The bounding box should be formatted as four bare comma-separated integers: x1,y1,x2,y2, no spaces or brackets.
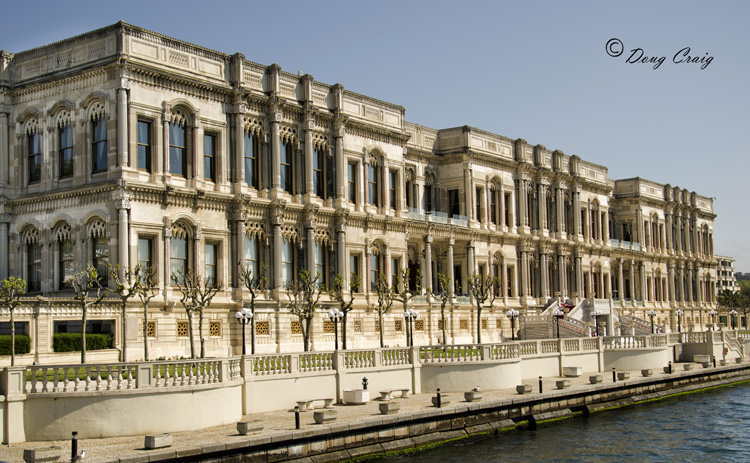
0,23,719,360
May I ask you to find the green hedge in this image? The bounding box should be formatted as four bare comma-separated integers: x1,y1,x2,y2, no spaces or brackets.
0,334,31,355
52,333,114,352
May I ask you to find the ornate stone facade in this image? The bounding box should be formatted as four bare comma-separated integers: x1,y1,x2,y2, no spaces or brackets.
0,23,719,359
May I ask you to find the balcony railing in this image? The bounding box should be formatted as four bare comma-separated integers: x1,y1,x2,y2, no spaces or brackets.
407,208,468,227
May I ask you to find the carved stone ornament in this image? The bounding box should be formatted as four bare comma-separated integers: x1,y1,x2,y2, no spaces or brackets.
195,231,203,240
0,213,11,224
117,78,131,90
304,119,315,131
164,229,173,239
118,199,131,210
272,112,283,122
336,127,346,138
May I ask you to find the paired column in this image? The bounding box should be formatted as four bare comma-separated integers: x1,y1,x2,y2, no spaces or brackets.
0,213,9,280
0,107,8,186
540,252,549,299
334,122,345,200
270,110,281,190
447,238,455,297
117,200,130,281
572,188,581,236
558,254,567,299
117,79,130,167
424,235,433,292
617,259,624,300
668,263,676,303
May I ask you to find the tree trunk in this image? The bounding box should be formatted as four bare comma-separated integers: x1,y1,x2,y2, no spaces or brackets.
143,302,149,361
301,317,310,352
379,311,384,348
199,309,205,358
121,301,127,363
81,305,88,364
187,310,195,359
305,318,313,352
10,309,15,367
342,313,348,350
250,311,255,355
441,304,447,345
476,304,482,344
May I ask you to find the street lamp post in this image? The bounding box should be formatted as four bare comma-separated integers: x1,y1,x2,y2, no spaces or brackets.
403,309,419,347
591,309,600,337
646,309,657,334
506,309,519,341
234,308,253,356
729,309,738,330
552,308,563,339
708,309,718,331
675,308,684,333
328,308,344,350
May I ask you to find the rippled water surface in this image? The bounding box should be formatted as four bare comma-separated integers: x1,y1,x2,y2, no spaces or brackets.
373,383,750,463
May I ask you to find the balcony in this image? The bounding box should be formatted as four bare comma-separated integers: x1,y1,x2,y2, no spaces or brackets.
408,208,468,227
609,239,642,251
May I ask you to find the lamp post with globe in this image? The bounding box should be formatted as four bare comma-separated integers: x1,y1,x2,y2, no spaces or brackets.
234,308,253,355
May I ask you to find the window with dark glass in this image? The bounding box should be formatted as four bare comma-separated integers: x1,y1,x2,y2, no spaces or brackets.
348,162,356,203
490,190,498,224
28,132,41,184
93,237,109,286
424,184,433,212
138,237,153,271
59,240,74,288
92,118,107,173
169,122,186,176
28,244,42,292
280,140,293,194
369,253,381,292
281,240,294,284
204,133,216,181
205,243,217,286
315,242,327,288
389,171,397,208
59,125,73,178
244,132,259,188
350,254,361,292
391,258,399,288
504,193,511,226
137,120,151,172
245,235,260,279
476,187,482,222
170,236,188,284
313,146,325,198
449,189,459,218
368,164,379,206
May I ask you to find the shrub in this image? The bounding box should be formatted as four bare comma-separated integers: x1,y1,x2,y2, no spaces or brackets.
52,333,114,352
0,334,31,355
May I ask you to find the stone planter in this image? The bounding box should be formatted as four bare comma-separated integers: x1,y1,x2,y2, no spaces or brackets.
313,409,337,424
379,401,400,414
617,372,630,381
737,357,744,364
694,354,711,364
556,380,571,389
684,363,695,371
432,395,451,407
237,420,264,436
589,375,603,384
562,366,582,377
516,384,532,394
663,366,672,374
343,389,370,405
145,433,173,449
720,359,727,366
464,391,483,402
641,369,653,377
22,447,61,463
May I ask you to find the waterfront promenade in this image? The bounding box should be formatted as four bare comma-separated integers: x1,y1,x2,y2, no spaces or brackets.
2,360,748,463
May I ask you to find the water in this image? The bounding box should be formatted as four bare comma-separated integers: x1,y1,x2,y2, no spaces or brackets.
373,383,750,463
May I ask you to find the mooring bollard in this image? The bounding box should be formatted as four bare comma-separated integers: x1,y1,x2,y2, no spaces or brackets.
437,388,442,408
713,357,716,368
362,377,368,390
669,361,672,374
295,405,300,430
612,368,616,382
71,431,78,462
539,376,543,393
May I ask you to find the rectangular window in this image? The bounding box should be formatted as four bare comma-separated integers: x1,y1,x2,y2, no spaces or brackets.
59,240,74,289
350,254,361,292
454,265,462,294
137,237,153,274
391,257,399,288
205,243,217,286
313,146,325,198
368,164,379,206
28,244,42,292
204,133,216,182
476,187,482,222
424,184,433,212
28,133,41,184
244,132,259,188
504,193,511,227
59,125,73,178
169,122,186,177
280,140,293,194
389,171,397,208
93,237,109,286
490,190,498,224
369,254,380,292
137,120,151,172
281,240,294,284
170,237,188,285
245,235,260,280
348,162,357,203
449,189,460,218
315,242,326,289
92,118,108,173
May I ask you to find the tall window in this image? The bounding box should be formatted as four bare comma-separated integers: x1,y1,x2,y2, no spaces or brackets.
59,124,73,178
93,237,109,286
204,133,216,182
391,257,399,288
369,253,381,292
169,121,186,176
28,132,41,184
504,193,512,227
449,189,460,218
92,118,107,173
490,189,498,224
244,132,259,188
389,171,397,208
313,146,326,198
137,120,151,172
170,236,188,284
424,184,433,212
476,187,482,223
59,240,74,288
138,237,153,270
350,254,361,292
348,162,357,203
28,244,42,292
315,242,327,288
205,243,217,286
368,164,379,206
280,140,293,194
281,240,294,284
245,235,260,279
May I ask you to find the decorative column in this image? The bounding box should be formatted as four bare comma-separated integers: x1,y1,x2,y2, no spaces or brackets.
628,260,635,301
424,235,433,292
668,262,676,303
575,249,583,300
271,202,284,291
234,108,245,185
538,182,547,231
334,120,345,200
0,105,11,185
162,111,171,180
639,262,647,301
502,258,509,299
617,258,624,300
117,199,130,282
467,241,475,278
194,226,202,280
447,238,455,297
270,108,281,191
0,213,9,280
540,251,549,299
464,166,473,221
572,187,581,237
687,263,694,303
556,186,565,235
558,254,567,299
520,250,529,297
164,226,172,297
236,215,246,286
304,115,314,195
117,78,130,167
602,211,609,242
335,209,348,288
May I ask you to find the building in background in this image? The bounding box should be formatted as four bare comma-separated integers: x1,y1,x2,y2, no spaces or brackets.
0,23,719,362
717,255,740,293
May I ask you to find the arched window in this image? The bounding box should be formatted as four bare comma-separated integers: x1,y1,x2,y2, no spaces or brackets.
24,227,42,292
56,224,74,289
169,120,186,176
57,110,73,178
244,130,260,189
369,244,383,292
26,118,41,184
169,222,191,284
88,219,109,286
90,102,108,174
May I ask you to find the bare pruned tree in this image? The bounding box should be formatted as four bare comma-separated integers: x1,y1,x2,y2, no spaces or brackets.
286,270,323,352
110,263,158,362
375,273,395,348
329,272,361,349
0,276,26,366
392,268,421,346
238,263,268,355
171,268,221,359
64,264,108,364
430,273,451,345
465,273,501,344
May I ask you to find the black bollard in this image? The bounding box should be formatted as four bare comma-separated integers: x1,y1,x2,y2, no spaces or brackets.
539,376,543,393
71,431,78,461
295,405,300,430
713,357,716,368
612,368,616,382
437,388,442,408
669,361,672,374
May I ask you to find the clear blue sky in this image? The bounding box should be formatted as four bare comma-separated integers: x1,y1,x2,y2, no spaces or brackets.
2,1,748,271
